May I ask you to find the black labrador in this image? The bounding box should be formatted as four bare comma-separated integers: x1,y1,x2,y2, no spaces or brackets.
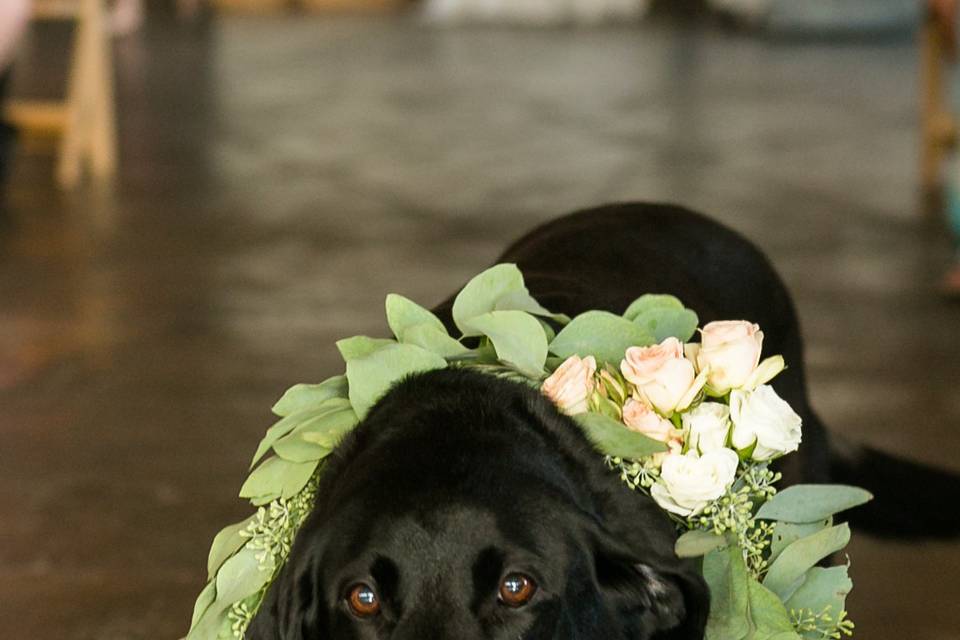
247,203,960,640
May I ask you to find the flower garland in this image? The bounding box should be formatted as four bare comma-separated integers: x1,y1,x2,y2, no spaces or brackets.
186,264,871,640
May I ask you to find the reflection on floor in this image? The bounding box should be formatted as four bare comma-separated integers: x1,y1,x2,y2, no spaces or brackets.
1,12,958,640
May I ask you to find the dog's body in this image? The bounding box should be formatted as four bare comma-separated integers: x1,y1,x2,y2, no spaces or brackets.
247,203,960,640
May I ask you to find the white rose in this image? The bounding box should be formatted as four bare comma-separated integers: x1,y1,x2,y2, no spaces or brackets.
729,385,802,461
650,449,740,517
621,338,706,416
541,355,597,415
649,437,684,470
697,320,764,395
681,402,731,453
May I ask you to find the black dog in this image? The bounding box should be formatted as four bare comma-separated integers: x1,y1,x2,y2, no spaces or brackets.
247,203,960,640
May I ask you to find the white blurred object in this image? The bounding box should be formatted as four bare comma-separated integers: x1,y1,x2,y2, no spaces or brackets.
0,0,31,72
111,0,144,36
423,0,651,25
709,0,920,31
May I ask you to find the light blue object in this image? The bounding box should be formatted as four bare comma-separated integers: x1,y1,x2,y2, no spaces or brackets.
946,17,960,244
766,0,920,34
947,180,960,239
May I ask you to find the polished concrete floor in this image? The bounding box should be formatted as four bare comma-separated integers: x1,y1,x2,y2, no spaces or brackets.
1,10,959,640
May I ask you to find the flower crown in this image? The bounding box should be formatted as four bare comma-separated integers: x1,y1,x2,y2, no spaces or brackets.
187,264,870,640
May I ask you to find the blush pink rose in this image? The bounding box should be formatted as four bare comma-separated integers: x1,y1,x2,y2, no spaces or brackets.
620,337,705,416
541,355,597,415
697,320,764,394
622,398,676,442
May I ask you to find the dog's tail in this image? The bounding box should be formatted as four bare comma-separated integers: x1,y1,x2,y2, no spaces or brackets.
829,436,960,539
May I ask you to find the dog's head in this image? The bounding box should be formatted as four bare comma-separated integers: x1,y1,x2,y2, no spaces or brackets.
248,369,708,640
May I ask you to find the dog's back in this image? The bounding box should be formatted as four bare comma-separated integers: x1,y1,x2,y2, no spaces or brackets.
436,202,960,537
434,203,825,485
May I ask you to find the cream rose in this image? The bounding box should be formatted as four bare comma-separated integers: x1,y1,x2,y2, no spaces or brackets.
729,384,802,461
681,402,731,453
622,398,676,443
697,320,764,395
621,338,705,416
742,355,786,391
650,449,740,517
541,355,597,415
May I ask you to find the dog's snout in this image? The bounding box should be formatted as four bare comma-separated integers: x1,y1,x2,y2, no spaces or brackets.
390,606,484,640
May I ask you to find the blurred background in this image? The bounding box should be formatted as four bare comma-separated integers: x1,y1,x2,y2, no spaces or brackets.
1,0,959,638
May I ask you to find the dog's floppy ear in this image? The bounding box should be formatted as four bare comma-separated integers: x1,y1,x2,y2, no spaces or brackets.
245,538,329,640
590,524,709,640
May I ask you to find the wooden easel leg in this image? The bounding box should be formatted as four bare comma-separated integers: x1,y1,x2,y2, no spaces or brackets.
921,15,945,192
921,12,958,194
56,5,90,189
89,0,117,178
56,0,116,188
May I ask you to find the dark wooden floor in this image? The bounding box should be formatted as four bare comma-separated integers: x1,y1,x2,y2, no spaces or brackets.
1,11,958,640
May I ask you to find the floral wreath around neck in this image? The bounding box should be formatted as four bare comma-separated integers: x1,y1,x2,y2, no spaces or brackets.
186,264,871,640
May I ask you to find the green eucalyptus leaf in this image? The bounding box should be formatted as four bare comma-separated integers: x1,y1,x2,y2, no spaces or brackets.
189,580,217,631
189,547,272,640
784,565,852,633
272,407,357,462
336,336,395,362
550,311,655,365
206,514,255,580
281,460,319,498
452,264,562,336
493,289,569,324
217,616,234,640
703,544,750,640
249,493,278,506
756,485,872,523
251,398,351,469
675,529,727,558
462,310,548,378
385,294,447,340
250,492,280,507
574,412,667,459
215,547,272,609
763,524,851,601
186,600,228,640
536,318,557,343
469,341,499,365
545,356,567,370
703,544,800,640
632,307,699,343
239,457,319,501
452,264,528,336
623,293,685,320
769,519,832,565
271,376,348,417
746,579,802,639
346,342,447,418
402,323,472,358
298,409,360,449
272,435,331,463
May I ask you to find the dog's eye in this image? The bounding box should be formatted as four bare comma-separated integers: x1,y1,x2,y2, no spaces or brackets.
346,583,381,618
498,572,537,607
